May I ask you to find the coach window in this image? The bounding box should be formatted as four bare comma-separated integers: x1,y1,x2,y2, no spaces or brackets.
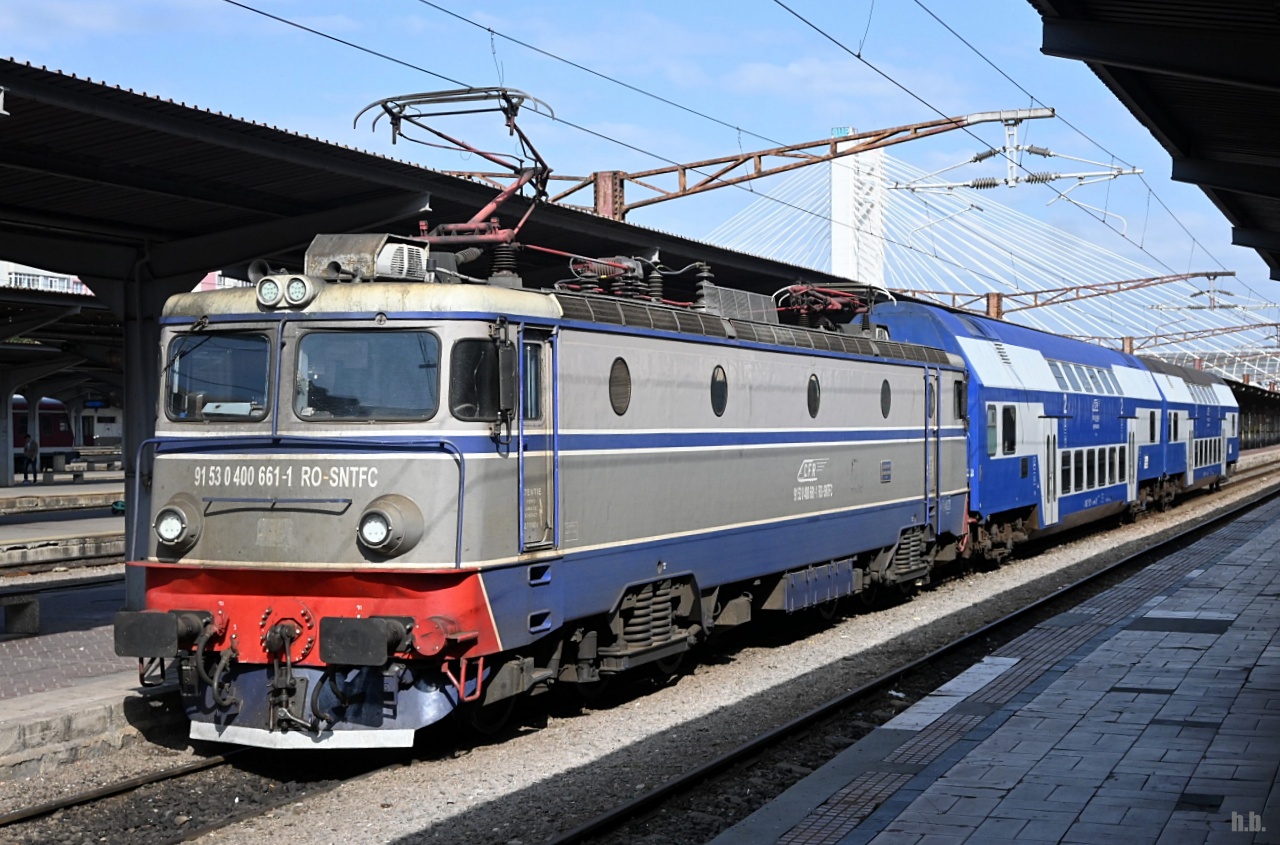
1073,365,1091,393
1097,450,1105,486
1061,451,1071,494
986,405,998,456
711,365,728,417
1149,411,1157,443
953,381,967,421
1063,364,1081,392
881,380,892,419
609,357,631,416
807,374,821,418
1087,369,1104,393
1001,406,1017,454
1173,413,1180,442
1086,448,1096,488
1074,449,1084,490
1049,361,1069,391
1108,447,1117,485
1119,446,1126,482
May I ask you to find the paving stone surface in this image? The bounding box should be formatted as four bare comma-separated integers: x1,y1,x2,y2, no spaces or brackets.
714,498,1280,845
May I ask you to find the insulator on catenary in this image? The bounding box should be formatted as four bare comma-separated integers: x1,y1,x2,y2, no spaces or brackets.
972,148,1000,163
969,177,1001,190
1025,172,1060,183
1024,145,1052,157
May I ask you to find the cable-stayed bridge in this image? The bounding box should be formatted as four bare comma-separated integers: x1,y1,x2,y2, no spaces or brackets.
701,151,1280,385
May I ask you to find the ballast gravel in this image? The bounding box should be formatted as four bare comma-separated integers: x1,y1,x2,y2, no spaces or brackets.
2,451,1277,845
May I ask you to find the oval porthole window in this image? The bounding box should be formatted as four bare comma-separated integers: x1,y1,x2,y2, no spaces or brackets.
609,357,631,416
710,365,728,417
880,379,892,419
807,374,821,419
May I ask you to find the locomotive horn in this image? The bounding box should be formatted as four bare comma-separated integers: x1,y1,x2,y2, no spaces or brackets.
247,258,273,284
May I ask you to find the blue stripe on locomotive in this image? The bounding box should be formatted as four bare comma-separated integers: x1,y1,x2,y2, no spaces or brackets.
478,495,949,651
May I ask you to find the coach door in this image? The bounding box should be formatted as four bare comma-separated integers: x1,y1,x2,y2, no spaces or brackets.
519,328,557,551
1042,420,1058,525
924,368,941,533
1127,422,1138,502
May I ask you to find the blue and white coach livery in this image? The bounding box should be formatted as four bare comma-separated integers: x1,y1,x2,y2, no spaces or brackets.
872,301,1238,560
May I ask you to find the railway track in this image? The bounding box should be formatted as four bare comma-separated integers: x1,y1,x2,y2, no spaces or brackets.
1,452,1278,844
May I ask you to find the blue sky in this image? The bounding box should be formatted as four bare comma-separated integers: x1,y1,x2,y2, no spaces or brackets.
3,0,1271,301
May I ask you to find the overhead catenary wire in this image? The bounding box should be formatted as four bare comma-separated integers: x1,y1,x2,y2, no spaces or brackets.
766,0,1232,287
217,0,1028,288
216,0,1276,377
906,0,1252,297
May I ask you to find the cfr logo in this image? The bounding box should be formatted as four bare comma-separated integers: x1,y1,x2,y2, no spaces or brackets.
797,458,830,483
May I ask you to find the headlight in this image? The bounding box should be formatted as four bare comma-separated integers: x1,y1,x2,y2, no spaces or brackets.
256,276,284,308
153,494,202,553
356,494,424,557
284,276,317,307
358,512,391,547
155,509,187,543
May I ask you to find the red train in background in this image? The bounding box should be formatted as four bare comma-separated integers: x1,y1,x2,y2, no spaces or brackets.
12,396,78,472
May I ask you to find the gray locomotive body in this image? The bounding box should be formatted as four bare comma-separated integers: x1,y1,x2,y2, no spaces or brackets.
116,234,968,748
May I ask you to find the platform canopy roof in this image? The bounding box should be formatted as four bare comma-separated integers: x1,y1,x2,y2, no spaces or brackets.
0,58,845,401
1028,0,1280,282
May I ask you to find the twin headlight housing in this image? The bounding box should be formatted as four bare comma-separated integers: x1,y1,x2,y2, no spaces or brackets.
256,275,319,309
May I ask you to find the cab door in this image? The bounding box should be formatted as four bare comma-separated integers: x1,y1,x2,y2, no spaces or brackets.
518,328,557,551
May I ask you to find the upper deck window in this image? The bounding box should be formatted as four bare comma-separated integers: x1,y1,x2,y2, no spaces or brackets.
1048,361,1069,391
1062,364,1081,392
165,332,270,422
1087,369,1104,394
296,331,440,421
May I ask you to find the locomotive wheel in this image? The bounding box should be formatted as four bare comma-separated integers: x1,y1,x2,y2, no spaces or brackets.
575,676,613,705
464,695,517,736
815,597,842,622
648,650,690,687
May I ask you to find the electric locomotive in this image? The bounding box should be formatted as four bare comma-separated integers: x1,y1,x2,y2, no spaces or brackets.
115,232,970,748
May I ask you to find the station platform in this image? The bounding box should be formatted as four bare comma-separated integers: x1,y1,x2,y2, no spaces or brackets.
0,477,126,569
0,572,180,778
715,500,1280,844
0,475,125,515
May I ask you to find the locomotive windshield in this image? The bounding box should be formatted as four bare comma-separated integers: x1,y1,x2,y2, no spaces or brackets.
295,330,441,421
165,333,271,421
